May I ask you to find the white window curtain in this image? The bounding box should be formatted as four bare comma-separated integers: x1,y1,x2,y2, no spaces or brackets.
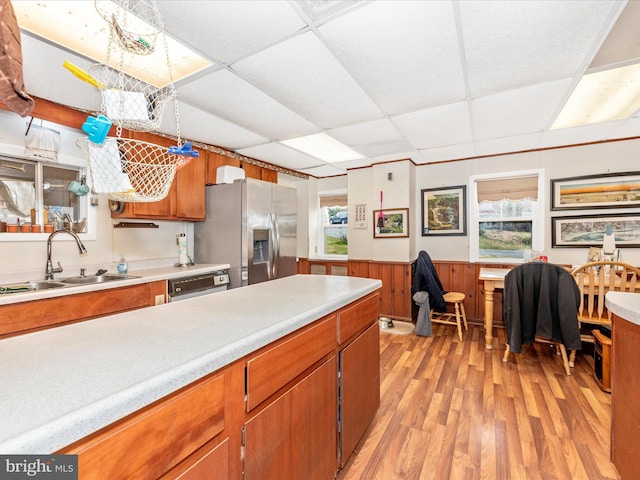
476,176,538,202
469,169,545,262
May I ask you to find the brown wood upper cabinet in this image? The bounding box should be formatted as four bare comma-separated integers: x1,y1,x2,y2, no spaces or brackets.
111,132,206,221
205,150,278,185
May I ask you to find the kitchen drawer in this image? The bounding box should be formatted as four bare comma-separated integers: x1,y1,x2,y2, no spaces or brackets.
338,292,380,345
159,438,229,480
59,371,226,480
245,315,337,411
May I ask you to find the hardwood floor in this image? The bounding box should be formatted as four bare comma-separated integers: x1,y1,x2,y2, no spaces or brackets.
338,322,618,480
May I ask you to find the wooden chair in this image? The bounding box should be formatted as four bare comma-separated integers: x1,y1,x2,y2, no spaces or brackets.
569,260,640,366
503,337,572,375
411,250,468,341
502,262,582,375
432,292,468,341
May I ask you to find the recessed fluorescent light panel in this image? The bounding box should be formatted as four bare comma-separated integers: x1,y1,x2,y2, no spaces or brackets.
552,63,640,130
13,1,212,88
281,133,363,163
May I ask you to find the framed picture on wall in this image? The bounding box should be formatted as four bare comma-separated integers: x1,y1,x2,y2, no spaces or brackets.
373,208,409,238
551,171,640,210
421,185,466,236
551,213,640,247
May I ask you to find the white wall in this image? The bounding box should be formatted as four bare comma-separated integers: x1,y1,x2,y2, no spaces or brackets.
0,110,192,281
278,172,309,259
4,107,637,278
347,160,414,262
413,138,640,266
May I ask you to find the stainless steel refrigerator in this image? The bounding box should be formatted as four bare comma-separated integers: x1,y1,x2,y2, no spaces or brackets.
194,178,297,289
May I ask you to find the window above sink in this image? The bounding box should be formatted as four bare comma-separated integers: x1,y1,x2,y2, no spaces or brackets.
0,156,95,241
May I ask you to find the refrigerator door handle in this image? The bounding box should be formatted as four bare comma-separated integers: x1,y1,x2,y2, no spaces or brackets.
268,212,276,279
273,212,280,279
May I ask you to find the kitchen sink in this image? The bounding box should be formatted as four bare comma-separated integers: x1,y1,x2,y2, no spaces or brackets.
0,280,68,294
59,274,140,285
0,274,141,295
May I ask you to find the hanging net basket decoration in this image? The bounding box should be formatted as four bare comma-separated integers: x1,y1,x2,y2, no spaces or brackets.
89,64,175,132
76,137,178,202
95,0,162,55
76,0,196,203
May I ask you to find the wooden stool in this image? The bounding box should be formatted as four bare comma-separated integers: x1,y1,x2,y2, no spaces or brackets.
432,291,468,341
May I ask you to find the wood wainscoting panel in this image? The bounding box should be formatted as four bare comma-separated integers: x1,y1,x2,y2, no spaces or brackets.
298,258,519,326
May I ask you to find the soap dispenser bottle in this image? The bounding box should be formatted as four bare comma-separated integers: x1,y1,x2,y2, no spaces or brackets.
117,256,128,274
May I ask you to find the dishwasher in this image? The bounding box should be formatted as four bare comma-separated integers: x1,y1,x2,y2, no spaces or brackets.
167,270,230,302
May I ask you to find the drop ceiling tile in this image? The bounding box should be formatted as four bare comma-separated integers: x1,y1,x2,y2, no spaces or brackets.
327,118,401,146
460,0,623,97
419,144,477,163
393,102,472,149
474,133,542,157
22,34,101,112
299,164,348,177
293,0,364,23
590,1,640,68
331,157,374,170
237,142,324,170
471,78,573,141
352,140,414,158
370,150,417,163
232,31,383,128
157,102,267,150
608,117,640,139
537,121,623,149
318,1,465,115
177,70,319,140
159,1,307,64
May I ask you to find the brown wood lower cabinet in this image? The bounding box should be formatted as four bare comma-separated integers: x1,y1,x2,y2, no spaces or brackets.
0,281,166,338
243,356,338,480
611,313,640,480
160,438,229,480
57,291,380,480
60,373,227,480
340,322,380,465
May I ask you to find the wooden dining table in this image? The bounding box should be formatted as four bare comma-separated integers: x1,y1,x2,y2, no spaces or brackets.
478,267,511,349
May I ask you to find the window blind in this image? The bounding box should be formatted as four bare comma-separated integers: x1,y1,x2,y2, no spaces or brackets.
476,176,538,202
320,194,347,208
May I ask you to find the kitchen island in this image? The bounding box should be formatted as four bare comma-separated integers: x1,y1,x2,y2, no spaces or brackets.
606,292,640,480
0,274,382,479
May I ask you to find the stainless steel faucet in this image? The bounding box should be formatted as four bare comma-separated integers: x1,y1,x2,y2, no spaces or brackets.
45,229,88,280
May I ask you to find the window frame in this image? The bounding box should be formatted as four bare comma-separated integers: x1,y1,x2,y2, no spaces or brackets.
469,169,545,263
0,155,93,242
316,191,348,259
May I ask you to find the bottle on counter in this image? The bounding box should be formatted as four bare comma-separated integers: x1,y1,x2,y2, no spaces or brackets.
117,256,128,274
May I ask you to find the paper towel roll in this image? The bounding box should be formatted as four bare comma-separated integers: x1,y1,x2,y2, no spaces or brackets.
178,233,189,265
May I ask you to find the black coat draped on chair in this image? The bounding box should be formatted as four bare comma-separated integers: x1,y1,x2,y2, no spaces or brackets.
411,250,447,313
503,262,582,354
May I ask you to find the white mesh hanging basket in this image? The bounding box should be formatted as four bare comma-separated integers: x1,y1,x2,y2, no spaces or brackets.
76,137,177,202
95,0,162,55
90,64,175,131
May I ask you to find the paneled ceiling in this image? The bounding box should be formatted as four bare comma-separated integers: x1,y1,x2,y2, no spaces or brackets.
15,0,640,177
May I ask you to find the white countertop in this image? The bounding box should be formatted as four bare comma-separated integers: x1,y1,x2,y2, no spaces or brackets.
0,263,230,306
606,291,640,326
478,267,510,281
0,274,381,454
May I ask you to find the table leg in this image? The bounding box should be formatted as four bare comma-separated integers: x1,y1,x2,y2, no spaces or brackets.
484,280,495,349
